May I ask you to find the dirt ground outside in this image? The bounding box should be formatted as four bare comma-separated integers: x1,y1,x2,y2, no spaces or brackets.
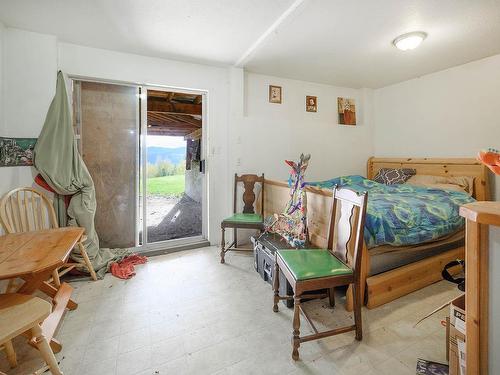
145,194,202,243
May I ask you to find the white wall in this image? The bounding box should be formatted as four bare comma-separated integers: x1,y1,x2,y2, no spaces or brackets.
236,72,374,181
490,227,500,374
0,21,4,134
373,52,500,374
0,28,57,194
373,53,500,199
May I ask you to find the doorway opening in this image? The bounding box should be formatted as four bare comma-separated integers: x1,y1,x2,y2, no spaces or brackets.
142,90,203,244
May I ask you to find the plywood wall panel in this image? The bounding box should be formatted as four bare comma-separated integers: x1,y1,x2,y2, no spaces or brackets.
79,82,138,248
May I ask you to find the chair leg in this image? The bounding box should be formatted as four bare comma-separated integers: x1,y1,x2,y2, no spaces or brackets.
353,282,363,341
273,262,280,312
328,287,335,308
78,241,97,281
292,296,301,361
4,340,17,368
31,325,63,375
52,269,61,288
233,228,238,249
220,227,226,264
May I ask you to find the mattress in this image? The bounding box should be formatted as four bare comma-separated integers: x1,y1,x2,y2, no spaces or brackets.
368,230,465,276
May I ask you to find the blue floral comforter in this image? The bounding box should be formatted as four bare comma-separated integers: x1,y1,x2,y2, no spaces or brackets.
306,175,475,248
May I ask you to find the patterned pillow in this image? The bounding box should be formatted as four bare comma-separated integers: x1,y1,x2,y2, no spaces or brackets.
373,168,416,185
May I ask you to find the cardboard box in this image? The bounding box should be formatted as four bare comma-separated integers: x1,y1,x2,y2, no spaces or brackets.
449,294,466,375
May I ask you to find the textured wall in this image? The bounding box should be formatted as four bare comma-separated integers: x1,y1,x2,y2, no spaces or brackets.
185,161,203,203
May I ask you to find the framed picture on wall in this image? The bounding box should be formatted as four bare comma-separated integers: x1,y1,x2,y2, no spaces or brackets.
269,85,282,104
306,96,317,112
0,137,37,167
337,97,356,125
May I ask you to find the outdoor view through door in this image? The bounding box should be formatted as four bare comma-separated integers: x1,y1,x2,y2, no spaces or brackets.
144,90,203,243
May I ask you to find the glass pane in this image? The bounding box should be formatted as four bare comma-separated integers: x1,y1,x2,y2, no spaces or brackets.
78,81,138,248
146,90,203,243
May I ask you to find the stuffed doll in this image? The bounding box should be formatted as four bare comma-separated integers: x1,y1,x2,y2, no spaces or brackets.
265,153,311,247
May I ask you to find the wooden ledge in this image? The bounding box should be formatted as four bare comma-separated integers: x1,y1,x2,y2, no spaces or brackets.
460,201,500,226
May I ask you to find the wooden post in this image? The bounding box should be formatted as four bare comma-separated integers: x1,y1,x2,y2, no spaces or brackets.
460,201,500,375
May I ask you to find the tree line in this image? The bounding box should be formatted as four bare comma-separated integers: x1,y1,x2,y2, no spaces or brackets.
147,159,186,178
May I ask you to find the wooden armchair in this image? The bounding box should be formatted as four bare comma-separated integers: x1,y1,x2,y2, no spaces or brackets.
220,174,264,263
272,186,368,360
0,294,63,374
0,187,97,289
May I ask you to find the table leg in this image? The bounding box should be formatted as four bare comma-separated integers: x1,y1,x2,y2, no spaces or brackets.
17,271,53,294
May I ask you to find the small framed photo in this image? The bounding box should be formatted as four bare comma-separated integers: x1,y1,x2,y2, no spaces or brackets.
269,85,282,104
337,97,356,125
306,96,317,112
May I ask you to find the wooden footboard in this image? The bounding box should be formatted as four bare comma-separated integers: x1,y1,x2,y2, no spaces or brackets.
262,156,489,310
365,247,464,309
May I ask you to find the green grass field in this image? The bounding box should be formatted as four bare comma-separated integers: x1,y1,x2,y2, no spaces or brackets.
147,174,185,197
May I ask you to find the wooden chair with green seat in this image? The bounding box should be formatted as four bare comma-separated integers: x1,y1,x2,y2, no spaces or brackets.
220,173,264,263
272,186,368,360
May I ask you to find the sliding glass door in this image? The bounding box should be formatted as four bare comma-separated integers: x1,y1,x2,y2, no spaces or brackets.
72,79,206,250
141,88,205,246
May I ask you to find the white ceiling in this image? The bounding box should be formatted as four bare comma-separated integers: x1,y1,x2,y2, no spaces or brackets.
243,0,500,88
1,0,500,88
0,0,295,65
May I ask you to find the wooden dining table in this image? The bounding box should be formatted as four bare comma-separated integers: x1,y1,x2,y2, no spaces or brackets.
0,227,84,353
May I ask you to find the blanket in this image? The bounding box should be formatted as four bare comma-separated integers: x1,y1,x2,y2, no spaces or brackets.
306,175,475,248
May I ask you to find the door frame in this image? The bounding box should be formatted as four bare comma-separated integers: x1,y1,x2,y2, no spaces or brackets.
68,75,209,253
140,85,208,252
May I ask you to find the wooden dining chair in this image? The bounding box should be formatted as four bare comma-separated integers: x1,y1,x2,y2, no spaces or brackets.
272,186,368,360
220,174,265,263
0,187,97,289
0,294,63,374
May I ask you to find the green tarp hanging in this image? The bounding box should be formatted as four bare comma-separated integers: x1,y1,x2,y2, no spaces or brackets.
34,71,129,278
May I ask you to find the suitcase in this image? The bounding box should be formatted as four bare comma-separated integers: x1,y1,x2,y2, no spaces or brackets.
252,233,295,308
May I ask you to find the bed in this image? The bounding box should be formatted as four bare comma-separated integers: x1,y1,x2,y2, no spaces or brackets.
262,157,490,310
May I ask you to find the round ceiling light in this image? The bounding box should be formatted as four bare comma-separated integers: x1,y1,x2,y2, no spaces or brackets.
393,32,427,51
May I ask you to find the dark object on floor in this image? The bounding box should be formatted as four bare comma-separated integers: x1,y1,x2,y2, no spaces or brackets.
252,233,295,308
416,358,449,375
273,187,368,360
111,254,148,279
220,173,264,263
442,259,465,291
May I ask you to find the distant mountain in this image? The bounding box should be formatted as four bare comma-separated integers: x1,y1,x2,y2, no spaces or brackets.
147,146,186,165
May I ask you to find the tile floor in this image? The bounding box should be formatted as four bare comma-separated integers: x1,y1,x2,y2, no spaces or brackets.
1,246,460,375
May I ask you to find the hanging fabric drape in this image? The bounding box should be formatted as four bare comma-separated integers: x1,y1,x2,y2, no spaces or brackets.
34,71,130,278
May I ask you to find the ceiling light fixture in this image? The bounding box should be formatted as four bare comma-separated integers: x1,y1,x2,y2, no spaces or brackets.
393,31,427,51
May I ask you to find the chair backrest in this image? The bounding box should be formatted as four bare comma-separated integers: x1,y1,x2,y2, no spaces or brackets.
0,187,58,233
234,174,265,216
327,186,368,278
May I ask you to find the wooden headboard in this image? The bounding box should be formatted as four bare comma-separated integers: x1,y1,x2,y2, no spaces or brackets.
367,157,491,201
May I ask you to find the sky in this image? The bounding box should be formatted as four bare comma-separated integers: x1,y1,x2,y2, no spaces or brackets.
147,135,186,148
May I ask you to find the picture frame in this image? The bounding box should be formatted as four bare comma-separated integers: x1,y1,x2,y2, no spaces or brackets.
337,97,356,125
269,85,282,104
306,96,317,112
0,137,37,167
